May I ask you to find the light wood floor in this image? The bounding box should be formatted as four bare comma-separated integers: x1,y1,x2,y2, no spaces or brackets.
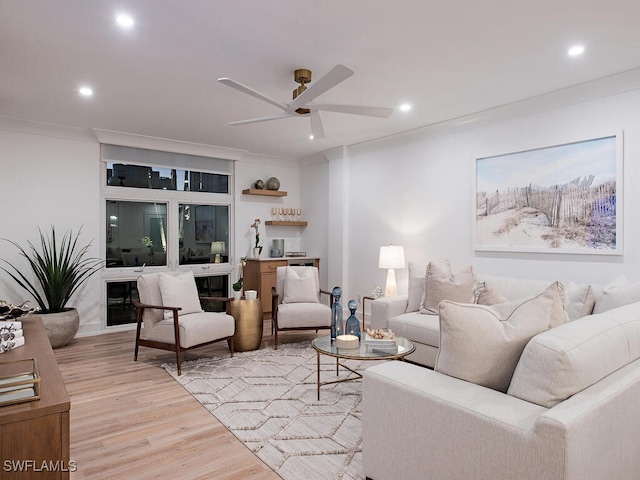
54,322,320,480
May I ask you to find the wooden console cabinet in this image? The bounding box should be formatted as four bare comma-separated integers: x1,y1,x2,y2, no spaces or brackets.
0,317,70,480
243,257,320,319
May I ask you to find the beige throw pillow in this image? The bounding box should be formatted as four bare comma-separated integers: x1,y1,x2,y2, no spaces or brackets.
474,281,509,305
565,282,597,321
283,267,319,304
158,271,203,319
419,262,473,314
435,288,557,392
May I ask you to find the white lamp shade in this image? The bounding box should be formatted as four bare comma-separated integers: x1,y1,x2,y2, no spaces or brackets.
378,245,405,269
210,241,226,255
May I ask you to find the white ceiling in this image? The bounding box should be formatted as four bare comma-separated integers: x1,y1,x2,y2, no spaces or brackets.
2,0,640,160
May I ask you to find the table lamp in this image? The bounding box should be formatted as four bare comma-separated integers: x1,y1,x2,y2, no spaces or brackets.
378,244,405,297
210,241,226,263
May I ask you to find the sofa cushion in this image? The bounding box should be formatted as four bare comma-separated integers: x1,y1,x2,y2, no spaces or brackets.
158,270,203,319
593,274,640,314
388,311,440,348
420,262,474,314
476,274,551,302
508,301,640,408
435,288,558,392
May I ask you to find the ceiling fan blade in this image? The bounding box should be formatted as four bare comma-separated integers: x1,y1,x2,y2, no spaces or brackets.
218,78,294,114
228,113,293,126
309,103,394,118
288,64,354,110
310,110,325,139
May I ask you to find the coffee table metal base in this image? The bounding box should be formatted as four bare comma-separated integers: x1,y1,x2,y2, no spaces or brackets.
311,335,415,400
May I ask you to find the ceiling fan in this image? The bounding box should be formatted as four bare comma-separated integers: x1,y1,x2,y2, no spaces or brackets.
217,64,393,139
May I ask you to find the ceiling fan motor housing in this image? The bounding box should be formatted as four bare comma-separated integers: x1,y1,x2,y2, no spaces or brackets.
293,68,312,114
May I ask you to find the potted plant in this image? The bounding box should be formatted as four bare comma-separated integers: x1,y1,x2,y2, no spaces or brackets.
251,219,263,258
232,257,247,300
1,226,103,348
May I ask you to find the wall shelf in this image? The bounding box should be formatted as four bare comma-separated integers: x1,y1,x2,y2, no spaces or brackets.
265,221,308,226
242,189,287,197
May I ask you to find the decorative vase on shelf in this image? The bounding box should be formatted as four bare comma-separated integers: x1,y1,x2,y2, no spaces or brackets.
345,299,361,339
331,286,344,341
233,290,242,301
253,247,261,259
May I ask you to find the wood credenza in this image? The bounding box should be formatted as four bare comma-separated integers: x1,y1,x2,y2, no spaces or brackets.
0,317,71,480
243,257,320,319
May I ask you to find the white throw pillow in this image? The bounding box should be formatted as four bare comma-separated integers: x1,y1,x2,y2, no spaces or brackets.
565,282,597,321
419,261,474,314
283,267,319,304
593,274,640,314
158,271,203,319
406,261,427,312
435,288,557,392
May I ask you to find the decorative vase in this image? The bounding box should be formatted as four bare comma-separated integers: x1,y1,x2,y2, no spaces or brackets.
345,299,361,339
40,308,80,348
233,290,242,301
253,247,261,259
331,286,344,341
265,177,280,191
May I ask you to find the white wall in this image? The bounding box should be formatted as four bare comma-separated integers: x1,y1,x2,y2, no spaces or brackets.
234,153,306,265
0,121,307,336
303,88,640,304
0,127,102,332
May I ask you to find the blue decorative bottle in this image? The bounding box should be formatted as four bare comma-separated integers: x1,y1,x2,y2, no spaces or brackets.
345,299,361,339
331,286,344,341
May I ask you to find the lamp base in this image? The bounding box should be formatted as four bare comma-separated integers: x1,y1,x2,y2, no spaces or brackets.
385,269,397,297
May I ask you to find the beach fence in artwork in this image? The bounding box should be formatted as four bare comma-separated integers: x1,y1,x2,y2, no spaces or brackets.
478,176,616,229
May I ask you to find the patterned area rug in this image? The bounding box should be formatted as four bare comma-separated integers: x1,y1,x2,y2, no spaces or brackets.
163,342,378,480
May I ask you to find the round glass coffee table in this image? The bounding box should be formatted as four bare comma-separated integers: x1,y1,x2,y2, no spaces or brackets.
311,335,415,400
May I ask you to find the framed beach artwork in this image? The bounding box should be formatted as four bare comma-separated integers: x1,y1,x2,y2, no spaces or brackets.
474,133,623,255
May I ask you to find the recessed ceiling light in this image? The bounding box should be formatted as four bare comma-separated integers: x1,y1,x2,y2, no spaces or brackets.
78,86,94,97
116,13,135,28
399,103,412,112
567,45,585,57
309,134,315,140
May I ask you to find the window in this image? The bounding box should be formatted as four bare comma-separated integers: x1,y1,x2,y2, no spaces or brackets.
101,144,234,328
106,201,168,268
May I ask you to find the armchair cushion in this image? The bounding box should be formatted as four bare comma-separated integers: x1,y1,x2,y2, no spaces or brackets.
142,311,235,348
283,266,319,304
158,270,203,319
276,303,331,329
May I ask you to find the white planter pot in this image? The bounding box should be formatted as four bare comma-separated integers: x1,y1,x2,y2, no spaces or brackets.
253,247,261,259
233,290,243,301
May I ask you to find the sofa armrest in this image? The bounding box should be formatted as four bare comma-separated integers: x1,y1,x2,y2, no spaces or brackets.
363,361,563,480
369,295,408,329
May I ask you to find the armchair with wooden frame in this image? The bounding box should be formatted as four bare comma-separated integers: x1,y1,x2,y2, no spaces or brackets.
133,270,235,375
271,266,333,349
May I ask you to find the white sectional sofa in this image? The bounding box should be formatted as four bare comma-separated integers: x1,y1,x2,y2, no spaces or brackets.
363,266,640,479
370,268,601,368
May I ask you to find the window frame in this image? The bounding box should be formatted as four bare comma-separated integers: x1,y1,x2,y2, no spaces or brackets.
99,154,235,331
